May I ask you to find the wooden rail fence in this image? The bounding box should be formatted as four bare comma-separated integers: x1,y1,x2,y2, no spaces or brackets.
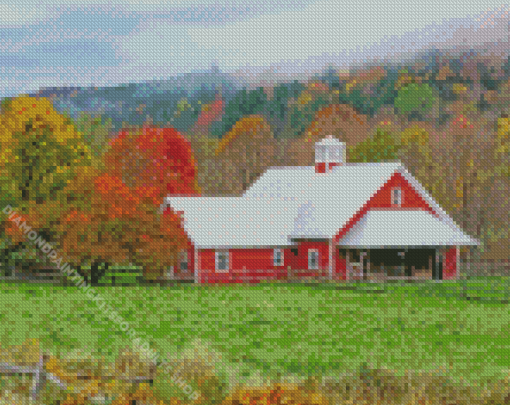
0,353,155,402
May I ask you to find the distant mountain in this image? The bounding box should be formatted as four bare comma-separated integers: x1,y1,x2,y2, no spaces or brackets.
26,68,250,134
14,6,510,137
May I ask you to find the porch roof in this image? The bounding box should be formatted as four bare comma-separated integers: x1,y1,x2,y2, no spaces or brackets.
337,209,480,247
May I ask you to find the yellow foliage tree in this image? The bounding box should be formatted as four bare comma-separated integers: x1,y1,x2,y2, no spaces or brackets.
0,96,92,274
496,116,510,155
399,125,430,146
0,95,91,205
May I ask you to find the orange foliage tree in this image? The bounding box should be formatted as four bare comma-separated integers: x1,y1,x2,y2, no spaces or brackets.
49,168,190,284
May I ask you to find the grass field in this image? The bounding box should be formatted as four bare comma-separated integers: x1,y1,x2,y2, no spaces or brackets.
1,277,510,397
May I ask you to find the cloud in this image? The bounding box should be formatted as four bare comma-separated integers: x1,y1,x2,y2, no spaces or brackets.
0,4,52,26
0,0,509,98
187,0,510,70
115,22,217,74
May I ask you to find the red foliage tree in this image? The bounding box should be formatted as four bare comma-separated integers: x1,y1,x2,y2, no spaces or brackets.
103,126,201,201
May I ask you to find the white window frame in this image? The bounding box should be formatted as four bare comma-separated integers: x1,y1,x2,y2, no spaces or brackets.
215,251,229,273
273,248,284,267
179,251,189,271
329,145,341,162
308,249,319,270
315,145,326,162
391,187,402,206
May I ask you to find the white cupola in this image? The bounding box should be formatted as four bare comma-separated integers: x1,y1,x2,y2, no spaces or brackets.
315,135,346,173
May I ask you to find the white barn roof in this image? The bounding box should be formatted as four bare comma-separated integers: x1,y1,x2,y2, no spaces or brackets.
164,162,480,248
164,196,303,248
337,210,480,247
243,163,402,200
247,163,404,241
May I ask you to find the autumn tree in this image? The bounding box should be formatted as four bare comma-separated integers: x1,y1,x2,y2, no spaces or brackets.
103,125,201,200
74,111,115,170
57,171,189,284
101,125,200,279
196,157,245,196
348,128,401,163
0,95,92,274
304,103,369,145
188,92,224,138
214,115,276,192
398,115,509,269
0,95,91,206
13,167,190,285
282,87,331,139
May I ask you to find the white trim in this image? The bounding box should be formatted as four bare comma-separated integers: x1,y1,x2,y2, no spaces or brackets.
215,250,229,273
391,187,402,206
194,248,200,283
308,249,319,270
398,168,481,245
273,248,284,267
455,246,460,280
179,250,189,271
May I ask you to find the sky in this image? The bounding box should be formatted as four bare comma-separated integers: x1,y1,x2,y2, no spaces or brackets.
0,0,509,98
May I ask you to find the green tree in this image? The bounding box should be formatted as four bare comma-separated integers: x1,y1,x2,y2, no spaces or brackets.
74,111,114,170
348,128,401,163
394,83,435,119
211,87,267,138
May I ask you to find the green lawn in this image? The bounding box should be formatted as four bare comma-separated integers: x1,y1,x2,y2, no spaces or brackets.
1,277,509,390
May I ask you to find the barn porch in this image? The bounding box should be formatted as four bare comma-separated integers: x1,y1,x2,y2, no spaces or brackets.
333,209,479,282
338,247,451,282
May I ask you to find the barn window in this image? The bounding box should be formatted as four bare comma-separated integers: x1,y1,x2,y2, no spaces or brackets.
273,249,284,266
308,249,319,270
391,187,402,206
215,251,229,272
179,251,189,271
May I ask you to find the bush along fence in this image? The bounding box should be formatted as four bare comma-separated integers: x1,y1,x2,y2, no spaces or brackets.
3,339,510,404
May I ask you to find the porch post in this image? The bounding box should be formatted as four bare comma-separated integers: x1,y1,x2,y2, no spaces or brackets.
432,249,437,280
438,248,443,281
361,251,368,281
194,248,200,283
328,239,334,281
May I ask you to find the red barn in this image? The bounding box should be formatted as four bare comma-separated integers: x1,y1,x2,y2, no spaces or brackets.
164,136,479,283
